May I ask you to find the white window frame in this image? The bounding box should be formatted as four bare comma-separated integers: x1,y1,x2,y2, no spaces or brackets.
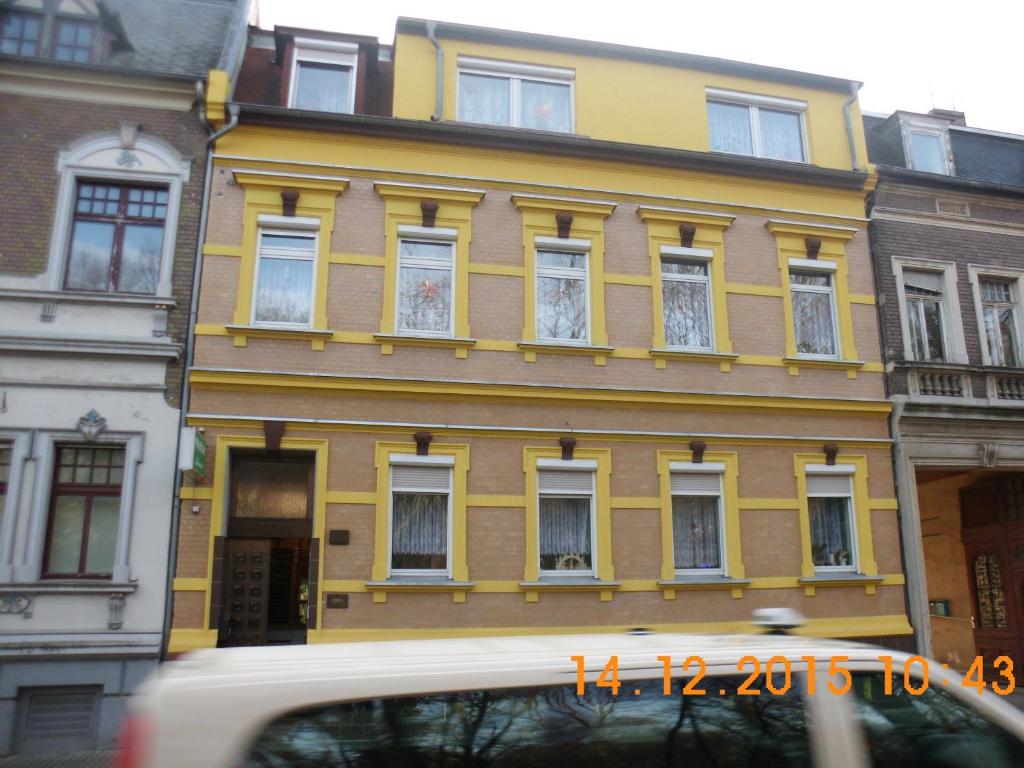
534,236,591,345
251,215,319,330
457,55,575,133
659,245,715,352
22,130,190,298
536,458,597,579
668,461,726,577
705,87,809,164
395,224,457,338
900,116,954,175
893,257,968,364
968,265,1024,368
387,453,454,579
788,257,840,360
288,38,358,114
805,464,858,574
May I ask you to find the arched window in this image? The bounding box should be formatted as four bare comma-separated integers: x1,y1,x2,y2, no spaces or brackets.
974,553,1008,629
44,125,190,298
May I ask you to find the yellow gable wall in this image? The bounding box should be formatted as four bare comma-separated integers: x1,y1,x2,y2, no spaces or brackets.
392,32,868,173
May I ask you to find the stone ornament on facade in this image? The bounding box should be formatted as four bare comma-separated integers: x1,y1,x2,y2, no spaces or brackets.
978,442,1000,468
0,594,33,618
108,593,127,630
77,409,108,442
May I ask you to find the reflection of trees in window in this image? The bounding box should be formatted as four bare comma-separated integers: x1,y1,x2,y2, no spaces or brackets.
974,553,1008,629
243,675,812,767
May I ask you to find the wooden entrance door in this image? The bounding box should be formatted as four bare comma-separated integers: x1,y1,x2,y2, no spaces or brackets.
219,538,271,647
961,476,1024,666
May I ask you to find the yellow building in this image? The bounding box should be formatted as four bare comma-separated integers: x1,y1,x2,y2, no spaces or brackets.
168,19,911,653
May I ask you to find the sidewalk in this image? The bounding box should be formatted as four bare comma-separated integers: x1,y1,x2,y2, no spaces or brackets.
0,752,117,768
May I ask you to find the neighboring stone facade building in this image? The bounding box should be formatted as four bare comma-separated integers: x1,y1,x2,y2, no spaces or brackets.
0,0,246,755
168,20,911,655
865,109,1024,668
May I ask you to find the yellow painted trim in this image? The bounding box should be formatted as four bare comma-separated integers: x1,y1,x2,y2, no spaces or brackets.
205,69,229,124
320,574,906,595
197,435,330,634
172,577,208,591
605,273,652,287
467,494,526,507
179,486,213,501
468,263,525,277
726,283,784,298
523,447,613,583
794,453,878,581
225,325,334,351
611,497,661,509
167,628,219,654
189,371,893,417
738,498,801,510
869,498,899,511
376,184,483,343
641,208,733,356
326,491,377,505
372,441,470,583
770,224,859,364
850,293,876,305
514,196,613,358
229,173,348,333
328,253,386,267
306,613,913,644
202,243,241,258
657,450,743,583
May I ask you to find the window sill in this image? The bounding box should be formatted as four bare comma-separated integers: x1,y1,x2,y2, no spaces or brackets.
518,340,615,366
519,578,621,603
782,356,866,379
658,576,751,599
799,573,883,596
0,288,177,307
365,578,475,604
225,324,334,351
0,581,138,595
650,348,739,372
374,333,477,359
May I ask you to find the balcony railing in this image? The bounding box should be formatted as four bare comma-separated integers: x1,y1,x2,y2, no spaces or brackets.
991,374,1024,401
910,370,968,398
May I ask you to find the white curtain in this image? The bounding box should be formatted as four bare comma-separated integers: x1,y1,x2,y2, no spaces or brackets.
672,496,720,570
392,493,447,569
520,80,571,132
458,73,510,125
539,498,592,571
809,498,852,567
760,109,803,161
708,101,752,154
791,288,835,355
254,257,313,324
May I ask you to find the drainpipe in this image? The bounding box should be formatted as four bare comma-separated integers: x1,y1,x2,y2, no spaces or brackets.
160,83,239,660
843,81,862,171
890,400,933,658
426,21,443,122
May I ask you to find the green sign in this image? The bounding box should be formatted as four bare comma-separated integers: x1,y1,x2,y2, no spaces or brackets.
193,429,207,479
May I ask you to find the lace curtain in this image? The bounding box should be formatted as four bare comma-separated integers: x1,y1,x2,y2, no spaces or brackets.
662,279,711,349
520,80,571,132
391,493,448,570
294,62,352,113
809,497,852,567
539,497,592,571
708,101,752,154
759,109,803,162
672,496,720,570
458,73,510,125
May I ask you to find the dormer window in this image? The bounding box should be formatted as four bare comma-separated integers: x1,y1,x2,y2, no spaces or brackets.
901,117,953,175
457,57,574,133
1,11,42,56
706,88,808,163
288,38,357,114
53,17,95,63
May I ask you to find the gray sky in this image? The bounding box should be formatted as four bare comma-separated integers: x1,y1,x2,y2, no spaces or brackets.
256,0,1023,135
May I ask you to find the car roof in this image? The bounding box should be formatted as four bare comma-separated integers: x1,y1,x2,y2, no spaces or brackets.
167,631,906,684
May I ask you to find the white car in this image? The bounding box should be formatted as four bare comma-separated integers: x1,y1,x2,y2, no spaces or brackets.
119,622,1024,768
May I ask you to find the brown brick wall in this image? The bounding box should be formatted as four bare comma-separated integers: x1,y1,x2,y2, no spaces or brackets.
0,93,209,408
